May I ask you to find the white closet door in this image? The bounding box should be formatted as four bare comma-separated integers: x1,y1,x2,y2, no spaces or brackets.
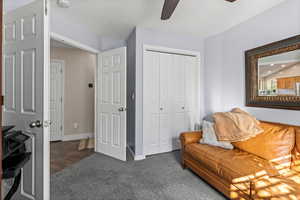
159,53,173,152
143,50,199,155
184,56,198,131
143,51,160,155
171,54,186,149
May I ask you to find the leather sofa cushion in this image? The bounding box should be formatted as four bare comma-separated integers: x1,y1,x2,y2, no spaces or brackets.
251,169,300,199
294,127,300,153
232,122,295,164
185,143,279,191
291,127,300,172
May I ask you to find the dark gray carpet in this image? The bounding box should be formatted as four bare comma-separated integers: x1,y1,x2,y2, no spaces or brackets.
51,151,226,200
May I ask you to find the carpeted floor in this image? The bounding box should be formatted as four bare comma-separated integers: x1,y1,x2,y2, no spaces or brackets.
51,151,226,200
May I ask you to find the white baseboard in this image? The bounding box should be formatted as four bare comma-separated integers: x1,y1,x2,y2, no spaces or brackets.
63,132,94,141
127,145,146,161
134,154,146,160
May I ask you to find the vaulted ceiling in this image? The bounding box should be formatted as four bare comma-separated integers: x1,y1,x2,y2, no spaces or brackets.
50,0,286,40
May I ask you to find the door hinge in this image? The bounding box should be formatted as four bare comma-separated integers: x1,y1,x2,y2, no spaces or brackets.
1,95,4,106
60,97,63,103
60,126,63,131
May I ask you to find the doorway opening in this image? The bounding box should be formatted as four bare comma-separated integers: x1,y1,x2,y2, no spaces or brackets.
49,38,97,174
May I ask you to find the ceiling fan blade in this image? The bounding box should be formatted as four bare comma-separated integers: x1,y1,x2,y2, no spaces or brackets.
161,0,180,20
225,0,238,2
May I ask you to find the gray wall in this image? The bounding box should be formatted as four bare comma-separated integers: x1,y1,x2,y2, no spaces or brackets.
101,37,127,51
51,1,126,51
134,27,205,156
126,29,136,152
204,0,300,125
50,4,102,50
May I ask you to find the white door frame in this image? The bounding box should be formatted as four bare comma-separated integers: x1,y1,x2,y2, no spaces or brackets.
50,59,65,141
50,34,99,144
50,32,100,54
142,45,201,157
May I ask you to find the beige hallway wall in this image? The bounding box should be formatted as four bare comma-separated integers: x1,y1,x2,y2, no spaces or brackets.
50,47,96,136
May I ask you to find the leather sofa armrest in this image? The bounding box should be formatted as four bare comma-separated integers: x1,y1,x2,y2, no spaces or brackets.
180,131,203,148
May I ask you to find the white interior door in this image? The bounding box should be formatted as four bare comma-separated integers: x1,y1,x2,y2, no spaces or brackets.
96,47,127,161
3,1,50,199
50,60,64,141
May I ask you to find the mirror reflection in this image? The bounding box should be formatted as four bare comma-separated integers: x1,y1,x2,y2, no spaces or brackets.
258,49,300,96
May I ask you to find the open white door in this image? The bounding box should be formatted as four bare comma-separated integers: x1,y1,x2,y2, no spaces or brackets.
3,0,50,199
96,47,127,161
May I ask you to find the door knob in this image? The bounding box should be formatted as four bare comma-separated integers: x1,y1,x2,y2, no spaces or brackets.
182,106,185,110
29,120,43,128
118,107,126,112
160,107,163,111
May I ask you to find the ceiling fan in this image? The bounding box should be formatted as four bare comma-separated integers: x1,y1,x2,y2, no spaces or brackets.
161,0,237,20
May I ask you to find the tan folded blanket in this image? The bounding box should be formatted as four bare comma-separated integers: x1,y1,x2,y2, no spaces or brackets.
213,108,263,142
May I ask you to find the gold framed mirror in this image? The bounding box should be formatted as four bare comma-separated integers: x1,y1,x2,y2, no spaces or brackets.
245,35,300,110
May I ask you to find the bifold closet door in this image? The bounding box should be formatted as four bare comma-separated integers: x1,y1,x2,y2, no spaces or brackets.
184,56,199,131
171,55,187,149
143,50,199,155
143,51,173,155
143,51,160,155
158,53,173,153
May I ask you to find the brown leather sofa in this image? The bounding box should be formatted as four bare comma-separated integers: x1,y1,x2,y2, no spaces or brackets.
180,121,300,200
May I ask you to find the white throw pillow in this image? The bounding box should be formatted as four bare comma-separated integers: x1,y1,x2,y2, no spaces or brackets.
200,120,233,150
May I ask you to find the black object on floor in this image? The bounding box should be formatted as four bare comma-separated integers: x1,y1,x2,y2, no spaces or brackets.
2,126,31,200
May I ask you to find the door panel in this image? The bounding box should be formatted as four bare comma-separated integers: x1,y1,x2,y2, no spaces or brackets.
112,113,121,147
143,51,160,155
3,1,49,199
159,53,172,151
172,55,185,113
185,56,198,129
96,47,126,161
4,53,16,112
21,49,36,113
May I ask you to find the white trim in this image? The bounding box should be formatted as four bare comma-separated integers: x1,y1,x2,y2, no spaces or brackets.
143,45,201,58
134,154,146,161
142,45,201,156
50,59,65,141
63,132,94,141
43,0,50,199
50,32,100,54
127,145,146,161
94,53,100,153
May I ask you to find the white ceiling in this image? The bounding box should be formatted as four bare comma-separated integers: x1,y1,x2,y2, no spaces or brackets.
51,0,286,40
